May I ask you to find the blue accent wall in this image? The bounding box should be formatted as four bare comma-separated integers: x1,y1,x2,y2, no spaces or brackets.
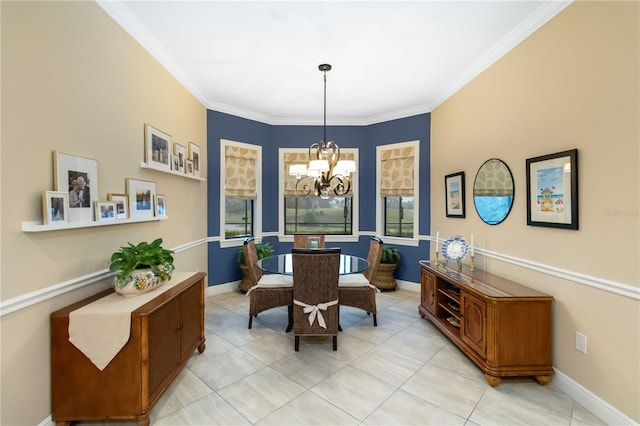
206,109,431,286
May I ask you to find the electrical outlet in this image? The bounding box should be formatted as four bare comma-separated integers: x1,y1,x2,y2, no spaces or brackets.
576,332,587,354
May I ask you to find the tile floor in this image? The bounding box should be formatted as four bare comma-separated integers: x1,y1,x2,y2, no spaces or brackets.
80,288,605,425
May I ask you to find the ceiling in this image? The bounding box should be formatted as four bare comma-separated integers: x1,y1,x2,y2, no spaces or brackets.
97,1,570,125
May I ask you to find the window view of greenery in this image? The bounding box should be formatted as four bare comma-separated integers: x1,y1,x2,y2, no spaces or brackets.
285,197,352,234
385,196,414,238
225,198,253,239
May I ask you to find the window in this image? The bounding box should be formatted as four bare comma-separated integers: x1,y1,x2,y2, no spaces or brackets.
377,141,419,244
220,140,261,246
280,148,358,238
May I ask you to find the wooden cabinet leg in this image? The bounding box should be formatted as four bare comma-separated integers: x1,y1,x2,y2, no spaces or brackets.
136,413,150,426
56,422,72,426
484,373,501,387
198,342,206,353
535,375,551,385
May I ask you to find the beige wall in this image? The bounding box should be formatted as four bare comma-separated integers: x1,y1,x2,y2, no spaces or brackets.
431,1,639,422
1,2,207,424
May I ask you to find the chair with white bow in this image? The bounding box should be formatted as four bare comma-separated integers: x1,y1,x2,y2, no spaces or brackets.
292,247,341,351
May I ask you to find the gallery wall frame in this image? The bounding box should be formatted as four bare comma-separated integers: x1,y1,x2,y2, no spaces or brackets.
43,191,69,225
53,151,98,224
155,194,167,218
94,201,117,222
173,143,186,174
526,149,578,229
126,178,156,220
445,171,465,218
107,193,129,220
145,124,172,172
189,142,201,178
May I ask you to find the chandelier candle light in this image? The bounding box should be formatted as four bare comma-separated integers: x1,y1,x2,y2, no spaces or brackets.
289,64,356,199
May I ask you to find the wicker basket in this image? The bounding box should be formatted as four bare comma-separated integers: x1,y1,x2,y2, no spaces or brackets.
374,263,397,291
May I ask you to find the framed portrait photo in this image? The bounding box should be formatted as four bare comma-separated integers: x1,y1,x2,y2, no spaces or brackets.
188,142,201,177
445,171,465,218
144,124,172,172
186,159,194,176
526,149,578,229
53,151,98,224
155,194,167,218
94,201,117,222
107,193,129,220
42,191,69,225
126,178,156,220
173,143,186,174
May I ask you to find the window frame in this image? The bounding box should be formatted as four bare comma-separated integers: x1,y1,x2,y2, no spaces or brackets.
278,147,359,244
376,140,420,247
220,139,262,248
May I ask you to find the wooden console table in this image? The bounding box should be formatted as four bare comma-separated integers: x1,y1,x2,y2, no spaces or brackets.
50,272,206,425
419,261,554,387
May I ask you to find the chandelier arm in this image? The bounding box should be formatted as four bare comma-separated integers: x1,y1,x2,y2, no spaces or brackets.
326,174,351,196
294,176,314,196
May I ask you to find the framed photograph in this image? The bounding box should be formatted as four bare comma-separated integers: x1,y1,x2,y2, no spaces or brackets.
189,142,201,177
107,193,129,220
144,124,171,171
53,151,98,223
173,143,186,174
155,194,167,217
126,178,156,220
186,159,194,176
42,191,69,225
94,201,117,222
445,171,465,218
171,154,180,172
526,149,578,229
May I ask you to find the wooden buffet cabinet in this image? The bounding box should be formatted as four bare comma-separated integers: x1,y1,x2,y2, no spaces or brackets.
50,272,206,426
419,261,554,387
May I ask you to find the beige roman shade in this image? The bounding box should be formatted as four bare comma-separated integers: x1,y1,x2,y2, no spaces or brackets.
380,146,415,196
225,145,257,199
284,151,354,197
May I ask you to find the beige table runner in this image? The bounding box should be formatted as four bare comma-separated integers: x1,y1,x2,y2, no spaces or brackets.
68,272,193,370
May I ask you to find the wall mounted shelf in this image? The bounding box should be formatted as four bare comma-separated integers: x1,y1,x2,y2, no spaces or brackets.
140,163,205,181
22,216,168,233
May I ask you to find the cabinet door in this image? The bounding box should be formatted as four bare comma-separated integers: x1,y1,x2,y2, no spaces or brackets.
420,268,437,314
460,291,486,357
148,298,180,396
178,280,204,360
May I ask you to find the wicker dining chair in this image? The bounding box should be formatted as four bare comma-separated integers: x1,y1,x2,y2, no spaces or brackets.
244,238,294,331
292,248,341,351
293,233,326,248
338,237,383,326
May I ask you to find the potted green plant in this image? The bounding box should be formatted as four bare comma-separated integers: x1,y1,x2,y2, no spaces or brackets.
237,242,274,292
374,245,400,291
109,238,175,296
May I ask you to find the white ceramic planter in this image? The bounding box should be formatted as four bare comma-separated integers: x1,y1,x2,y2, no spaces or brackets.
113,265,173,296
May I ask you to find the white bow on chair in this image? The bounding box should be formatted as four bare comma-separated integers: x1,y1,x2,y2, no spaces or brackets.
294,299,338,329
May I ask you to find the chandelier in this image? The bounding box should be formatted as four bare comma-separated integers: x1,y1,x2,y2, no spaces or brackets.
289,64,356,199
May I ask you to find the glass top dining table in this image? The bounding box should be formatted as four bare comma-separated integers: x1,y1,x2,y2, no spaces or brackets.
257,253,370,275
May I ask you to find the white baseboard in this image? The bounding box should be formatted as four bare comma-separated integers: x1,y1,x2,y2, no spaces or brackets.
552,369,636,425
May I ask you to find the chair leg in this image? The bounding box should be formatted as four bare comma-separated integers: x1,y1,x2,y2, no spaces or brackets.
295,336,300,352
286,305,293,333
333,336,337,351
337,305,342,331
373,313,377,326
248,314,253,329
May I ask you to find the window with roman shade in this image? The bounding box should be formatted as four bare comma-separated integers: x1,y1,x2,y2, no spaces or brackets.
376,141,419,241
280,148,358,237
221,140,262,245
225,145,258,199
380,145,415,197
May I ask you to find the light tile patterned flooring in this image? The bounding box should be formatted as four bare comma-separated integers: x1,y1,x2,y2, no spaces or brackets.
80,288,605,425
